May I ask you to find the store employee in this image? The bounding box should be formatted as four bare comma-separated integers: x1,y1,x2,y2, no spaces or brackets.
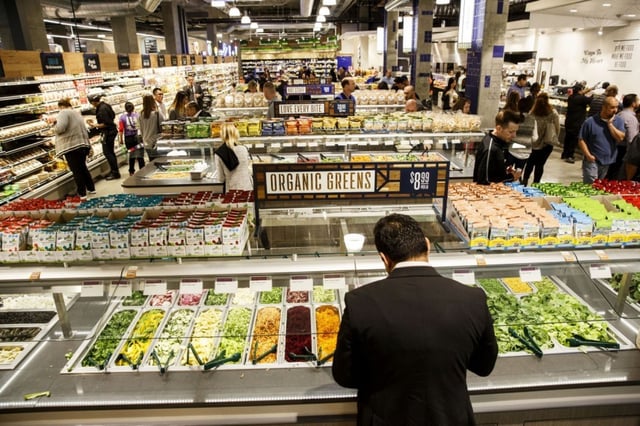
336,77,356,104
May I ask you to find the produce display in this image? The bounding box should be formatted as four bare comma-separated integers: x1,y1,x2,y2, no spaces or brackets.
82,310,137,368
259,288,283,304
204,291,229,306
215,307,252,363
149,291,176,307
178,291,205,306
532,182,606,197
286,290,309,303
232,289,256,305
182,308,223,365
592,179,640,195
149,309,194,367
313,287,336,303
285,306,312,362
249,307,281,364
115,309,165,367
0,294,71,310
0,327,41,342
315,305,340,362
0,311,56,324
479,277,618,354
121,290,147,307
0,346,24,364
501,277,534,294
607,273,640,303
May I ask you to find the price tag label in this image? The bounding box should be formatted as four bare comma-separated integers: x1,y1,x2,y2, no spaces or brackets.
250,276,273,292
337,141,349,146
125,266,137,279
144,280,167,295
81,280,104,297
475,255,486,266
426,139,435,146
110,280,132,297
589,264,612,279
215,277,238,293
561,251,576,262
438,138,447,146
323,274,346,289
271,142,281,149
290,275,313,291
180,279,203,294
52,285,79,295
308,141,319,148
357,140,368,146
254,143,265,148
384,140,395,146
519,267,542,282
595,249,609,261
283,142,293,148
29,271,41,281
452,269,476,285
451,139,461,145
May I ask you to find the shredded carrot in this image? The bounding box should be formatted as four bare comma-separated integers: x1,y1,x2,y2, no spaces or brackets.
315,305,340,361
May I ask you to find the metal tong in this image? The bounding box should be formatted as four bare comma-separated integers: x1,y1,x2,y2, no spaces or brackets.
204,350,242,370
508,327,543,358
288,346,317,362
252,342,278,365
150,349,174,375
567,334,620,350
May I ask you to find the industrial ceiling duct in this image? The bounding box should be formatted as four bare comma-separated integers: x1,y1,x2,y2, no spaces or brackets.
41,0,163,18
300,0,313,17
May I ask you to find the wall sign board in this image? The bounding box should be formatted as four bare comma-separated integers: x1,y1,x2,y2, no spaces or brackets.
40,52,65,75
117,54,130,70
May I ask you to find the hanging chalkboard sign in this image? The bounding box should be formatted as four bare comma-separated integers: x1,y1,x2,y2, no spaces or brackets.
181,56,188,66
171,55,178,66
40,52,65,75
190,55,196,65
202,55,208,64
83,53,100,72
117,54,130,70
141,54,151,68
158,55,166,67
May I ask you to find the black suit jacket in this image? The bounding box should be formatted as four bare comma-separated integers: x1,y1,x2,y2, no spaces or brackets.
332,265,498,426
183,83,203,106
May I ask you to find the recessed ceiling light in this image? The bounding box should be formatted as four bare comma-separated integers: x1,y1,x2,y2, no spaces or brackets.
602,3,611,7
569,9,577,13
626,14,637,18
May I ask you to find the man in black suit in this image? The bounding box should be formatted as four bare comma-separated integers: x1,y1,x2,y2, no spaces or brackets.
183,73,203,107
332,214,498,425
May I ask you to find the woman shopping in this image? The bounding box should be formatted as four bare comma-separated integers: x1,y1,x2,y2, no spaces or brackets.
138,94,162,162
521,93,560,186
48,98,95,199
118,101,144,176
213,123,253,191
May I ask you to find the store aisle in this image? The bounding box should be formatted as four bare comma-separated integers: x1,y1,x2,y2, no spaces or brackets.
91,164,129,197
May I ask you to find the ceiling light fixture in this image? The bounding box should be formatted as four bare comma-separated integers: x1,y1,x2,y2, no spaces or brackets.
211,0,225,7
241,11,251,24
602,3,611,6
626,14,637,18
323,0,336,5
598,26,603,35
569,9,577,13
314,22,322,31
229,6,241,17
316,15,326,23
250,22,258,29
319,6,330,16
435,0,451,4
256,28,264,33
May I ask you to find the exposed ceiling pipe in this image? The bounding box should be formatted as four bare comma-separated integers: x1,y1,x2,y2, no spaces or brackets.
41,0,162,18
300,0,313,17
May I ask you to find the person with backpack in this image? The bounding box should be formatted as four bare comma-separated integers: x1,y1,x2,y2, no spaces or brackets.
88,94,120,180
118,101,144,176
521,93,560,186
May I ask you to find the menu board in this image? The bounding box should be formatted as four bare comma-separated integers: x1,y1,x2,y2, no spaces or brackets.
117,54,130,70
83,53,100,73
40,52,65,75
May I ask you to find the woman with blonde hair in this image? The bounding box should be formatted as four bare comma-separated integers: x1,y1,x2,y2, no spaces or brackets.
213,123,253,191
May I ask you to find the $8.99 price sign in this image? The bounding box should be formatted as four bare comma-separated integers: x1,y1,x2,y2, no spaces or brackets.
400,168,437,194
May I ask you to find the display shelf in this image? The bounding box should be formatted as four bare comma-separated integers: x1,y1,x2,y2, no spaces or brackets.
0,92,42,102
0,138,49,157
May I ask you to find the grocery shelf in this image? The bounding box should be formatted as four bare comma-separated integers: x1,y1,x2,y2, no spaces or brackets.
0,138,50,157
0,92,42,102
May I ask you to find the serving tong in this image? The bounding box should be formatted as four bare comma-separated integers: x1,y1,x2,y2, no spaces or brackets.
508,327,543,358
567,334,620,351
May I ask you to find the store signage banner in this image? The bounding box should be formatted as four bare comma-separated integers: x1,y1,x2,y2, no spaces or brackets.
117,54,130,70
83,53,100,72
40,52,65,75
144,38,158,53
170,55,178,66
609,39,639,72
285,84,334,97
276,102,326,116
399,167,438,195
158,55,166,67
265,170,376,194
141,54,151,68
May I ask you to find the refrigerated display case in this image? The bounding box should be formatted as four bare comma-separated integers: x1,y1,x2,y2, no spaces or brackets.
0,249,638,425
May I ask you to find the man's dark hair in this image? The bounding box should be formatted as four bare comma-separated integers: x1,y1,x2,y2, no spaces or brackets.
623,93,638,108
517,73,527,82
602,82,610,90
152,87,162,95
495,109,521,127
374,214,428,263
